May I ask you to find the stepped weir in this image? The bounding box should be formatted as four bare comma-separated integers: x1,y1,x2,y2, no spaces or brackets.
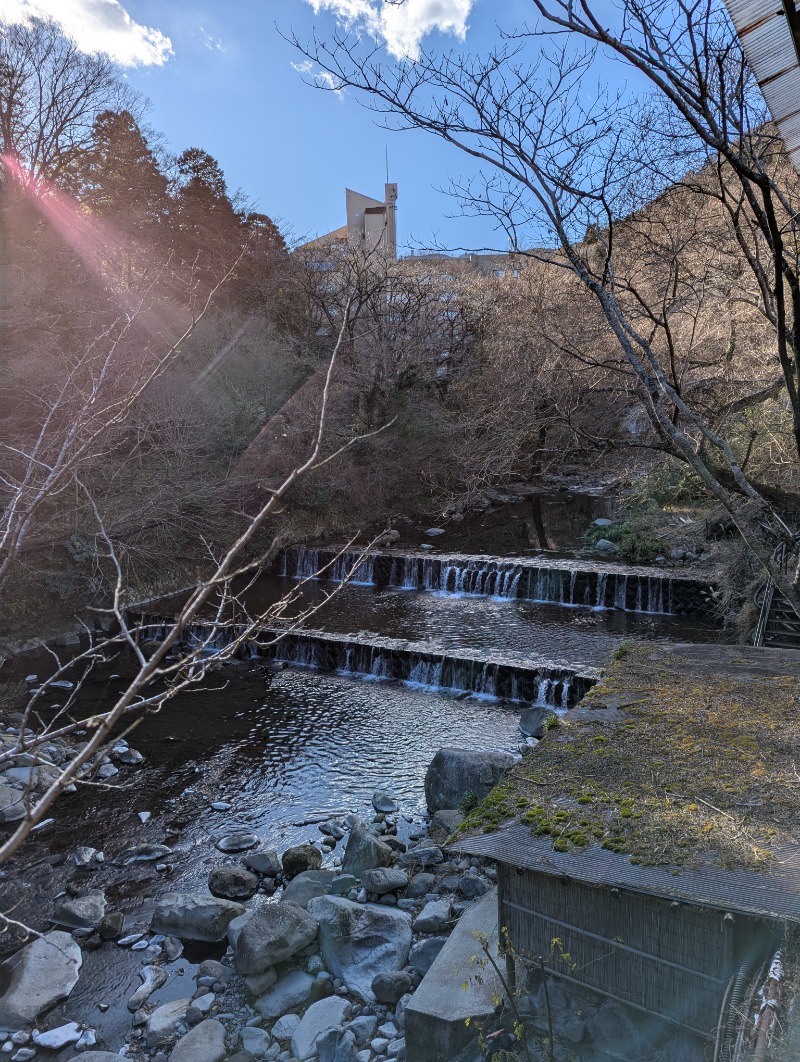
278,547,715,617
132,614,597,709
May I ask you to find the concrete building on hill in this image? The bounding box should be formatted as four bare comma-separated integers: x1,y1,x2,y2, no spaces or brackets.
301,183,398,258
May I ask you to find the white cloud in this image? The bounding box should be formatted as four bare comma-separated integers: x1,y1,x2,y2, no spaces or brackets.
291,58,345,98
198,26,224,53
304,0,474,61
0,0,172,66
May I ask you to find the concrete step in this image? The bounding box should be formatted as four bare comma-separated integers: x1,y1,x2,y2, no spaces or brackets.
405,888,502,1062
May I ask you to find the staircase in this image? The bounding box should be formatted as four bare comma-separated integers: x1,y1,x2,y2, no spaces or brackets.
753,536,800,650
761,588,800,650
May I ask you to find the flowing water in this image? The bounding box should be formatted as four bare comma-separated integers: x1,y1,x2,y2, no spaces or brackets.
0,541,726,1055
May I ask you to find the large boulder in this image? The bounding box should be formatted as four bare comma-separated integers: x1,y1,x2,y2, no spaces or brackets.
234,901,318,975
0,930,82,1028
282,843,322,879
243,849,281,877
307,895,412,1002
208,866,259,901
282,869,337,909
151,893,245,942
169,1018,226,1062
340,820,394,878
361,867,408,895
424,748,517,813
51,890,107,931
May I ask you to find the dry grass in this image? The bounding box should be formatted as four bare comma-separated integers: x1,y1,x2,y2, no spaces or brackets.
459,643,800,870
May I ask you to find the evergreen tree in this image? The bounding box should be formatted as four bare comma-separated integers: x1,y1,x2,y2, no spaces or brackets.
81,110,169,238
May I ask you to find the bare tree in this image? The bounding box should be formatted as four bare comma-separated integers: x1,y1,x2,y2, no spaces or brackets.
0,293,390,866
0,18,139,190
291,0,800,612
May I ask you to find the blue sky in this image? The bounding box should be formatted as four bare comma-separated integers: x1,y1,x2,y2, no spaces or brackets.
0,0,627,253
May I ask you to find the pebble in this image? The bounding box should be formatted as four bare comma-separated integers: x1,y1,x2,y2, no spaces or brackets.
138,811,152,823
211,801,232,811
192,992,215,1013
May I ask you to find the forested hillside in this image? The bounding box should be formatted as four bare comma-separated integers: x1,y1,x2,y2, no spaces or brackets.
3,16,800,643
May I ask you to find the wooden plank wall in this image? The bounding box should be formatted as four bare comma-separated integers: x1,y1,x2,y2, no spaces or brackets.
500,867,735,1038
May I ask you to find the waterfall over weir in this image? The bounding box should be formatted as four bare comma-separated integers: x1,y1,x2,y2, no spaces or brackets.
133,613,596,710
280,548,714,617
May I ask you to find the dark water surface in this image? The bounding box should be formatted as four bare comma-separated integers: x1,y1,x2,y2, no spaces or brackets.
237,576,725,670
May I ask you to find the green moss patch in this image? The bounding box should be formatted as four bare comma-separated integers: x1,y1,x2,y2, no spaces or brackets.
458,643,800,871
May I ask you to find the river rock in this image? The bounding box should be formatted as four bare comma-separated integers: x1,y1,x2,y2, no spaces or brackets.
292,996,351,1060
234,901,318,975
406,872,436,898
215,829,259,853
272,1013,301,1040
0,930,82,1028
594,538,619,556
316,1027,360,1062
282,842,323,878
169,1018,226,1062
414,899,453,934
282,869,337,908
400,845,443,868
518,706,558,739
32,1022,81,1048
241,1026,271,1056
197,958,234,984
128,964,168,1011
52,890,107,930
152,893,245,942
424,748,517,812
341,820,394,878
361,867,408,895
307,895,412,1002
117,842,172,864
146,998,192,1047
425,528,445,536
208,866,259,900
97,912,124,940
65,1055,121,1062
72,846,98,866
256,970,315,1020
409,936,448,975
243,849,281,876
348,1015,378,1045
371,970,416,1004
0,783,25,822
245,967,278,996
430,809,463,838
458,874,489,899
372,791,398,813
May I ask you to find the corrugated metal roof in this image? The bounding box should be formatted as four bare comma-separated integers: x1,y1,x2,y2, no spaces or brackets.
724,0,800,170
455,823,800,922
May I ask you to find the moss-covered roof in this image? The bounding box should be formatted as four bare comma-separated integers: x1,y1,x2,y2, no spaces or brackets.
458,642,800,871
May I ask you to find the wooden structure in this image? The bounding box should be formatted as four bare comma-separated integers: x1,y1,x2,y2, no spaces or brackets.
457,826,800,1042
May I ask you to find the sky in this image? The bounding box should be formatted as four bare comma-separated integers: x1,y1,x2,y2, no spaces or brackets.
0,0,626,253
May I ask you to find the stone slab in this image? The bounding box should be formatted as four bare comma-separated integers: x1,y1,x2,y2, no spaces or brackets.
405,888,501,1062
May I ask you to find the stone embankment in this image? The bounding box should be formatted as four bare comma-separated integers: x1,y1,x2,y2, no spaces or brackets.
0,748,510,1062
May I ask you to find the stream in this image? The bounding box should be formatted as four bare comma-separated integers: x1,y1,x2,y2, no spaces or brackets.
0,531,725,1058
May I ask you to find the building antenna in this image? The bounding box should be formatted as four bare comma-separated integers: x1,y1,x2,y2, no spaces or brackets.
385,143,389,183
